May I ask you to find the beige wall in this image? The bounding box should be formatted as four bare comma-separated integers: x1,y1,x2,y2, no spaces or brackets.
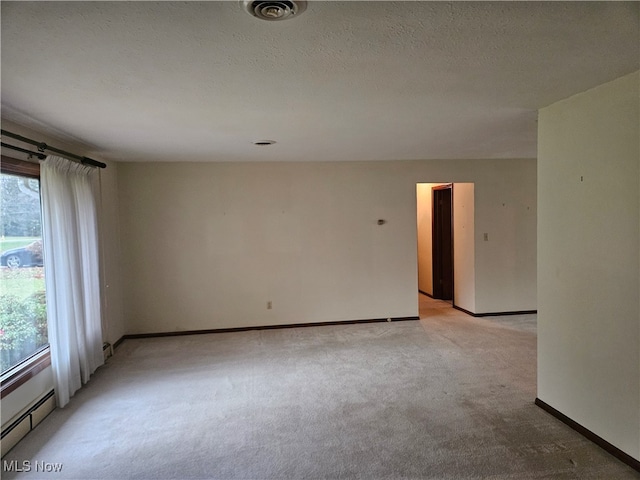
538,71,640,460
1,366,53,428
474,166,537,313
97,161,126,345
118,158,536,334
118,162,420,332
453,183,475,312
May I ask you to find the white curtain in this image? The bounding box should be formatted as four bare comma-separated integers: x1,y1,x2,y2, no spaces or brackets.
41,155,104,408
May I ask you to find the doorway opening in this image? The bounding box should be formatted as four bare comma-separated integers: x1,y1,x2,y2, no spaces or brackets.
416,182,475,313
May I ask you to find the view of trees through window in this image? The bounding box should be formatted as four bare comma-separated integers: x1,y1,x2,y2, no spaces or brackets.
0,170,48,374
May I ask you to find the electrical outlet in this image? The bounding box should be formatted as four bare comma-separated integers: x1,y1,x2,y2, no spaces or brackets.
267,301,272,310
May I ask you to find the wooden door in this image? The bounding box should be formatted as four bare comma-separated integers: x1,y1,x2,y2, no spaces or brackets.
432,185,453,300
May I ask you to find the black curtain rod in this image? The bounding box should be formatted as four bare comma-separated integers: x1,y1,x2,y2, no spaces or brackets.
1,129,106,169
1,142,47,160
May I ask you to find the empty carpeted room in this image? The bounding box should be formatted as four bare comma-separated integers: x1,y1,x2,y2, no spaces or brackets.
0,1,638,479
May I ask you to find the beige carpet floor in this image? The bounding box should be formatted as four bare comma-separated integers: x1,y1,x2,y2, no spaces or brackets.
2,295,638,479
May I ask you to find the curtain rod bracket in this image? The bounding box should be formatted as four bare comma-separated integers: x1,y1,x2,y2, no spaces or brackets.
37,142,47,153
1,141,47,160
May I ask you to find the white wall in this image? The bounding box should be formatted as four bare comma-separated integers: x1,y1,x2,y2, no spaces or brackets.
538,71,640,460
453,183,475,312
118,158,535,333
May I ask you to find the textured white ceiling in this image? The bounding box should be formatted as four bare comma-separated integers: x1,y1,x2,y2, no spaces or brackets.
1,1,638,162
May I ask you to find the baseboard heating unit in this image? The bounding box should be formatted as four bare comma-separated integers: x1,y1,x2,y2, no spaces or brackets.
1,390,56,457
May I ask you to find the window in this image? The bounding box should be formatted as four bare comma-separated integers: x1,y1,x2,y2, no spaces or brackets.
0,157,48,376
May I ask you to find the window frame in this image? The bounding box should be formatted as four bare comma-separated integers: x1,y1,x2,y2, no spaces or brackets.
0,155,51,398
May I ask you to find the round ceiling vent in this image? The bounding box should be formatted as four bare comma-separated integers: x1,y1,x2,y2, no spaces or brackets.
241,1,307,21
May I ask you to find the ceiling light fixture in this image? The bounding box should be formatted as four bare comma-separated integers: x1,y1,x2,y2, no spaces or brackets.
241,1,307,21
